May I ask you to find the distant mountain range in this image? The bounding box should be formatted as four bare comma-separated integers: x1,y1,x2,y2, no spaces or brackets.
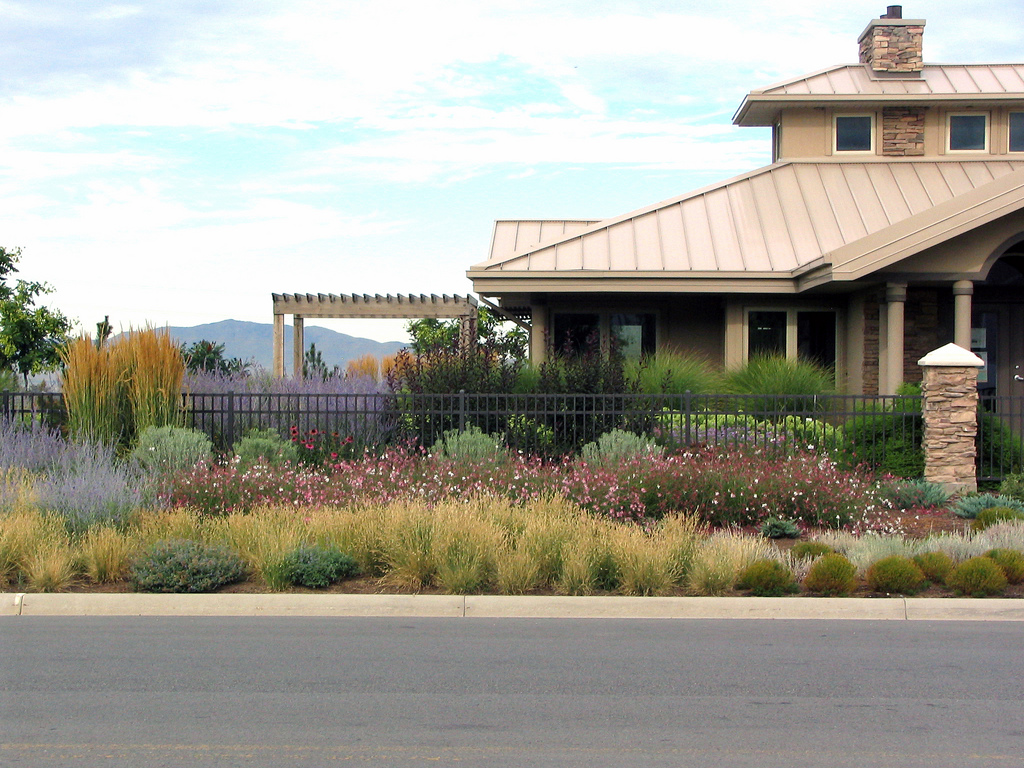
162,319,406,371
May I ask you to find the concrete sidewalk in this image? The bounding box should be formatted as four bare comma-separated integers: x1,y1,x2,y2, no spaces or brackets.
3,592,1024,620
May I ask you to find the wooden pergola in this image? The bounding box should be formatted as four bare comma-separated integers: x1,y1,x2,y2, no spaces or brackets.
272,292,479,377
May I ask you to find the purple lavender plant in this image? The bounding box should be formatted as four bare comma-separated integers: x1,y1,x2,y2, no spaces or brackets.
0,418,67,474
183,370,397,453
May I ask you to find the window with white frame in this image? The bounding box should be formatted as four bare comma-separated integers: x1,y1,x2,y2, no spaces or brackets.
947,112,988,152
746,308,837,371
834,114,874,153
1010,112,1024,153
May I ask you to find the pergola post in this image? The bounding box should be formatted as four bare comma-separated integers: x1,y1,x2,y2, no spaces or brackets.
292,316,305,378
273,313,285,377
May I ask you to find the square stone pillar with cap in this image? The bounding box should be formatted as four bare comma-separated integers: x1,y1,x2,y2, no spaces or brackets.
918,343,985,494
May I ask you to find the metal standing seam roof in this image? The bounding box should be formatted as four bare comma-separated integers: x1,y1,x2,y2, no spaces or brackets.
468,160,1024,284
754,64,1024,97
735,64,1024,125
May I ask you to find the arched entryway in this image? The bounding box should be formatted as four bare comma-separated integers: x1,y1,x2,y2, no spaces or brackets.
973,237,1024,398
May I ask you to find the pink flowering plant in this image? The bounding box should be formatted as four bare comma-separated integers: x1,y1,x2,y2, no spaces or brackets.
167,443,881,529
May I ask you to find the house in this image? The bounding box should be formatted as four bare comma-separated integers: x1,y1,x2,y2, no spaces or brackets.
467,7,1024,397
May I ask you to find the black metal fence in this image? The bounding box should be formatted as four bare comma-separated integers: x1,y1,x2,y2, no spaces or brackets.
978,394,1024,483
3,389,938,473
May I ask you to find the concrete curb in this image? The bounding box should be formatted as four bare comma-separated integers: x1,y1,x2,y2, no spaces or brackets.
3,592,1023,619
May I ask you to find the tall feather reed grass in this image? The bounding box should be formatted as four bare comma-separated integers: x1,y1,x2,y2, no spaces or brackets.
60,327,184,446
60,335,130,444
123,327,185,433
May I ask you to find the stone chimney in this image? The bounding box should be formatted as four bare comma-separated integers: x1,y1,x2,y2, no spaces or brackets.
858,6,925,74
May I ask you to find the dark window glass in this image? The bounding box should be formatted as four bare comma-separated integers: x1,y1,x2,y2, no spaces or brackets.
835,115,872,151
748,311,787,357
1010,112,1024,152
949,114,987,151
796,311,836,371
552,313,599,356
610,314,655,359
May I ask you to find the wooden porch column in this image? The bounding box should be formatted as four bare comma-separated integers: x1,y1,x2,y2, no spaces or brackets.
885,282,907,394
530,305,548,363
953,280,974,349
273,312,285,377
292,315,304,378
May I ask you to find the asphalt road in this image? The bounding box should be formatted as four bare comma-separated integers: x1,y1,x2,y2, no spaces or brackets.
2,617,1023,767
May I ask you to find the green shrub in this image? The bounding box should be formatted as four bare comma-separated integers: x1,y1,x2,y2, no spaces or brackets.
998,473,1024,503
977,412,1024,482
790,541,834,560
879,478,950,510
803,553,858,596
430,425,507,463
580,429,662,466
130,539,246,593
971,506,1024,531
985,548,1024,585
736,559,799,597
276,545,359,589
233,428,298,468
912,551,954,585
865,556,927,595
759,517,801,539
504,415,556,456
952,494,1024,520
946,556,1008,597
131,425,212,477
840,393,922,478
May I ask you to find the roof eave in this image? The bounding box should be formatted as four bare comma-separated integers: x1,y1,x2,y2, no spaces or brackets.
736,92,1024,127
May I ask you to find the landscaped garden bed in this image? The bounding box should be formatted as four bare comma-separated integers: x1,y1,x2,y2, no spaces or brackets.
4,416,1024,600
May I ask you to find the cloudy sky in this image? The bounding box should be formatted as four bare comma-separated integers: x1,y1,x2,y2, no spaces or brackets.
2,0,1022,344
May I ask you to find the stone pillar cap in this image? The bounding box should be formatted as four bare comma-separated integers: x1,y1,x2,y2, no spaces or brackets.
918,343,984,367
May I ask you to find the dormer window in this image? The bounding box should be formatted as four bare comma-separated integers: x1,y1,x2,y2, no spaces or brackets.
1010,112,1024,153
834,114,874,153
947,112,988,152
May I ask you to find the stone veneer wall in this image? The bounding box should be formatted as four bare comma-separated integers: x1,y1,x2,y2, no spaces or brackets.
921,365,979,493
858,23,924,73
862,293,880,395
903,288,940,385
882,107,925,156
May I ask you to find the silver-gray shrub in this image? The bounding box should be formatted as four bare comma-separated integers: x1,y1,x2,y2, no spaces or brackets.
581,429,662,466
430,425,508,463
132,425,212,478
33,441,152,535
975,520,1024,553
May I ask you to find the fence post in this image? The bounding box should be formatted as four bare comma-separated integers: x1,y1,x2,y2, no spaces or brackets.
918,343,985,494
683,390,692,446
458,389,466,432
226,391,236,448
